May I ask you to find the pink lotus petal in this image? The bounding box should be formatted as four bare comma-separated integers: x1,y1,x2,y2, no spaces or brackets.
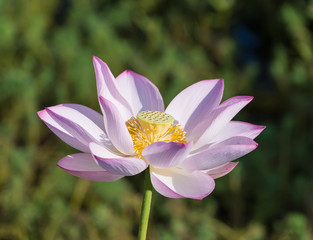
150,167,215,199
166,79,224,136
57,153,123,182
211,121,266,143
142,141,193,169
38,104,108,152
93,56,132,121
116,70,164,115
192,96,253,149
38,109,87,152
90,142,147,176
45,108,102,148
99,97,134,155
182,136,257,170
203,162,239,179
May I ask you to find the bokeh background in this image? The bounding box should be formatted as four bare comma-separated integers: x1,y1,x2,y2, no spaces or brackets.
1,0,313,239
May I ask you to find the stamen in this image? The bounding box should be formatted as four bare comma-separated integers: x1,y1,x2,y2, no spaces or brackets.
126,111,187,159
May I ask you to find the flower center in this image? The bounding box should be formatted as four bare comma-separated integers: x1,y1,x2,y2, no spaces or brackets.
126,111,187,159
137,110,174,125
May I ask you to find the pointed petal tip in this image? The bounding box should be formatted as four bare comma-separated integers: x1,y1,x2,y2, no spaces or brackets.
202,78,223,82
201,78,224,88
215,78,224,84
37,109,45,118
98,95,104,101
239,122,265,131
231,95,254,101
57,159,67,170
92,55,100,61
229,137,258,149
44,106,61,117
38,107,58,119
245,96,254,101
98,96,115,109
256,125,266,135
217,95,254,108
98,95,111,103
230,161,239,169
241,95,254,101
45,105,62,113
243,138,258,148
119,69,149,81
92,56,108,67
244,140,258,151
218,78,224,87
249,138,258,148
37,109,51,123
124,69,132,74
125,69,142,76
98,95,109,105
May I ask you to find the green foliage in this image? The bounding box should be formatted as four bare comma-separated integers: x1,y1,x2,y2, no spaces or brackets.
0,0,312,239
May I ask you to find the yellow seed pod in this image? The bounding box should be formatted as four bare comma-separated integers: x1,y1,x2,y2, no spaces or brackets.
137,111,174,125
137,111,175,140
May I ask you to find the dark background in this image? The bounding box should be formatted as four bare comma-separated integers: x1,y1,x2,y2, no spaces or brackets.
0,0,312,239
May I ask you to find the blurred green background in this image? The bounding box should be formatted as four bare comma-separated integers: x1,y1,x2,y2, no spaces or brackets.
1,0,313,239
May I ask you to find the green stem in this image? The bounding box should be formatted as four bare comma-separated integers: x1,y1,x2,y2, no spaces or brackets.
138,168,153,240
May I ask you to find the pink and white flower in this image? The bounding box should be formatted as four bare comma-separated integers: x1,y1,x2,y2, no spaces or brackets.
38,56,265,199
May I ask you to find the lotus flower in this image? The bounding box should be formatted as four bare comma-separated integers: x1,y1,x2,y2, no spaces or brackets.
38,56,265,200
